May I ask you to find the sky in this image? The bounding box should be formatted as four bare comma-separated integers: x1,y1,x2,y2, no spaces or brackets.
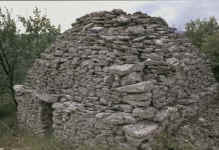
1,1,219,32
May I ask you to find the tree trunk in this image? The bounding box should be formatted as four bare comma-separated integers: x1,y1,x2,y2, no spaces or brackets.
9,81,17,110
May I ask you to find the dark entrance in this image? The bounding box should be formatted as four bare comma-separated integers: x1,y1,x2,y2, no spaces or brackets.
40,101,53,135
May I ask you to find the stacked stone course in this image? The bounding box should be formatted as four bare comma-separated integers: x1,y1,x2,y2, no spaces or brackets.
14,9,218,149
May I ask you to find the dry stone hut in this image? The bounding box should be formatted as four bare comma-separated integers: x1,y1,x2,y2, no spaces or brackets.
14,9,218,149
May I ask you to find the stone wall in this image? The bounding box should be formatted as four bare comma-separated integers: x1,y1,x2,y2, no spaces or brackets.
14,85,54,136
14,9,218,149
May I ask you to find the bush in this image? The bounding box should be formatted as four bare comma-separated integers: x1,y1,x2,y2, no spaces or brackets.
185,17,219,81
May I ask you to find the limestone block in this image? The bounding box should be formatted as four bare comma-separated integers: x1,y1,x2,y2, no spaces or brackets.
166,57,179,66
104,112,136,125
133,107,157,120
89,26,104,32
35,93,58,103
126,26,145,35
117,104,133,113
100,35,130,41
115,15,129,24
123,93,152,101
133,36,146,42
154,39,163,46
115,80,155,93
95,112,111,119
154,106,178,122
107,64,134,75
123,123,158,139
52,103,64,109
13,85,31,96
122,93,152,107
82,23,93,31
121,72,142,86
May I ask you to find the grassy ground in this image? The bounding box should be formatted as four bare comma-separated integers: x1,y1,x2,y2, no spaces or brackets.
0,103,69,150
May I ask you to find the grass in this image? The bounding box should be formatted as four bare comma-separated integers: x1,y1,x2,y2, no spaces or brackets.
151,131,197,150
0,103,69,150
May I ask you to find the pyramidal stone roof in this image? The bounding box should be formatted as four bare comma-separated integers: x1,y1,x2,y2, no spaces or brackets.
15,9,218,150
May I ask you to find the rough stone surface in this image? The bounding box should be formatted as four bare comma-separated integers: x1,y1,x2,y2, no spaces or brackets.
14,9,218,149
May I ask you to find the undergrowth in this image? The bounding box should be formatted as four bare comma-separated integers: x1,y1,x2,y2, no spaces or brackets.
0,103,69,150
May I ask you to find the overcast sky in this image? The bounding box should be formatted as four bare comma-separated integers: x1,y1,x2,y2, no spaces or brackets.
1,1,219,32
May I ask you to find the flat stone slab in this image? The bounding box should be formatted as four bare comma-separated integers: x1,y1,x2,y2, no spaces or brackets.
104,112,136,125
115,81,155,93
89,26,104,32
35,93,58,103
123,123,158,139
100,35,130,41
107,63,144,76
107,64,134,75
123,93,152,101
133,107,157,120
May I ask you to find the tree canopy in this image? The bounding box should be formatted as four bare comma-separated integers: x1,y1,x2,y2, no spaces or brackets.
0,7,60,106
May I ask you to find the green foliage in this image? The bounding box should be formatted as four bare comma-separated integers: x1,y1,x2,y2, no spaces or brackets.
19,7,61,58
202,32,219,65
0,8,21,106
185,17,219,81
185,17,219,49
201,32,219,80
0,7,60,106
19,7,60,34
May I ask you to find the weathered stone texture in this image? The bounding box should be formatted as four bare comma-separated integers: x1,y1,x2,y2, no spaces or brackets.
14,9,218,149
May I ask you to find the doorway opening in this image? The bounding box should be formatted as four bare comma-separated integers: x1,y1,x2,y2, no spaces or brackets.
40,101,53,135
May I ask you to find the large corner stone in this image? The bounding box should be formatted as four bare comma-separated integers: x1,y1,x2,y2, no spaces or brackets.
115,80,155,93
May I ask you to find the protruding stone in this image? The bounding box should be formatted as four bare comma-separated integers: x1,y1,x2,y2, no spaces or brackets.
123,93,152,101
121,72,142,85
89,26,104,32
35,93,58,103
116,15,129,24
107,64,134,75
133,107,157,120
127,26,145,35
13,85,27,96
95,112,111,119
115,80,155,93
154,107,178,122
100,35,130,41
154,39,163,46
123,123,158,138
133,36,146,42
166,57,179,66
104,112,136,125
82,23,93,31
52,103,64,109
